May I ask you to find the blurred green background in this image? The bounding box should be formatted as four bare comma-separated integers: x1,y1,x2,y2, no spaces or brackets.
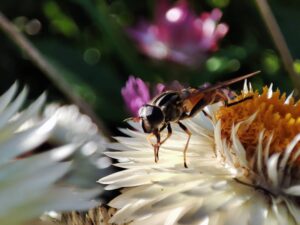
0,0,299,134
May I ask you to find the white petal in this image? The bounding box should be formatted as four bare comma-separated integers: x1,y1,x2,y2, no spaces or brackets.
0,145,77,181
40,188,100,211
267,83,273,98
271,197,291,225
248,197,268,225
284,185,300,196
230,112,257,168
0,87,28,129
231,123,247,167
264,133,273,167
249,82,253,92
110,199,149,224
285,91,294,104
243,80,249,93
0,93,46,140
214,121,223,160
0,162,71,214
256,131,264,175
266,153,280,188
0,82,18,113
178,191,238,224
279,134,300,180
0,117,56,162
283,199,300,223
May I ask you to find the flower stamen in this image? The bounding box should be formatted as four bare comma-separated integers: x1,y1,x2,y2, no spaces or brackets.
216,86,300,166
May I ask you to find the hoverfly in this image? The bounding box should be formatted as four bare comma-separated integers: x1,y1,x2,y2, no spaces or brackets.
127,71,260,168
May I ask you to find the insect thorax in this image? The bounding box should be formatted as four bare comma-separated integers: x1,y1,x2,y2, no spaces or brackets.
153,91,183,122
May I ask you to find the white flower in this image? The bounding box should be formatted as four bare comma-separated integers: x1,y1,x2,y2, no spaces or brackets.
100,82,300,225
42,104,112,188
0,83,103,225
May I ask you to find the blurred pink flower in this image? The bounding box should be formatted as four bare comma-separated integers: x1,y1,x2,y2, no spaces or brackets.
128,0,229,67
121,76,165,116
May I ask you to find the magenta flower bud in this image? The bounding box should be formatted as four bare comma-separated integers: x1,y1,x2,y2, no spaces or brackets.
121,76,150,116
121,76,166,116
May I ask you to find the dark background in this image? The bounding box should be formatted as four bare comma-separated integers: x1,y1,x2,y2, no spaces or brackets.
1,0,299,134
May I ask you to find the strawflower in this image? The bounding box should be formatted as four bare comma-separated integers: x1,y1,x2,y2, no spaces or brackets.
42,104,111,188
128,0,228,66
101,81,300,225
0,83,106,225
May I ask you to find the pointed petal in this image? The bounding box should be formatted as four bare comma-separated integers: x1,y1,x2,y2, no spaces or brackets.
266,153,280,188
0,87,28,130
0,117,56,162
0,82,18,113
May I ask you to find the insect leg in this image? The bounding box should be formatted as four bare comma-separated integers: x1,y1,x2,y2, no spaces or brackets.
202,110,210,118
154,131,161,162
180,101,207,121
214,89,253,107
147,133,158,163
182,94,218,120
160,123,172,145
186,90,229,119
187,98,207,118
147,130,162,163
146,133,154,146
159,123,167,132
177,122,192,168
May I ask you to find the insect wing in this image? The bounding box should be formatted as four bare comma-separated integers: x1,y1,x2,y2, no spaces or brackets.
197,71,260,93
181,71,260,112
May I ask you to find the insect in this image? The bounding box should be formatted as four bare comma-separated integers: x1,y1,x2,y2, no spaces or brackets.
127,71,260,168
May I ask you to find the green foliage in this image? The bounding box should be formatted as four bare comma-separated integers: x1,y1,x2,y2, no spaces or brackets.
262,50,280,75
207,0,230,8
43,1,79,37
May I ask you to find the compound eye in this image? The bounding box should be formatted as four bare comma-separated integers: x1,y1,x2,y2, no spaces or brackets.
141,119,152,133
139,105,164,133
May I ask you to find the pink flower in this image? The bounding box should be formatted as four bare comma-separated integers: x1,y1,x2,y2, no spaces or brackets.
127,0,229,67
121,76,165,116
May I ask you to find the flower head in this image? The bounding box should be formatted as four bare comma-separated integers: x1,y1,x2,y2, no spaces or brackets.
42,104,112,188
0,83,107,225
128,0,228,66
101,82,300,225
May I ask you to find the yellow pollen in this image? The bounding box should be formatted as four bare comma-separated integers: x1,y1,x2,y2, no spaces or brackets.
216,86,300,163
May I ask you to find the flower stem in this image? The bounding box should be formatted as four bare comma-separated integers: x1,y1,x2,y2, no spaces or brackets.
0,11,110,137
255,0,300,95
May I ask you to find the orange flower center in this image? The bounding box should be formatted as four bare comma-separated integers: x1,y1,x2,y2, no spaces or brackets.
216,87,300,162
